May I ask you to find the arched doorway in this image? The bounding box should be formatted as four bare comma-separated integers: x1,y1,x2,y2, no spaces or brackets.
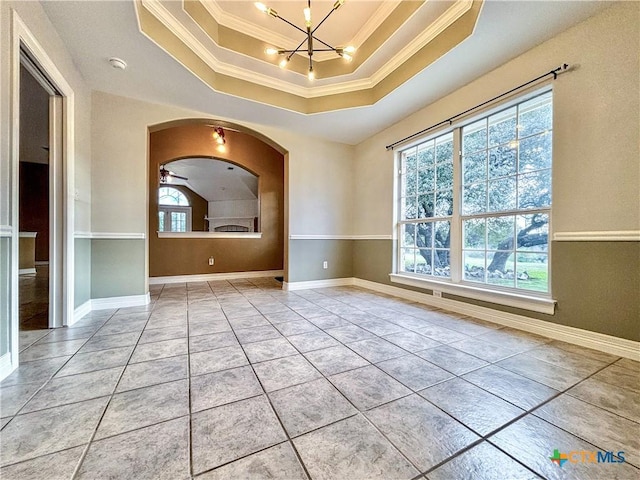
147,121,286,280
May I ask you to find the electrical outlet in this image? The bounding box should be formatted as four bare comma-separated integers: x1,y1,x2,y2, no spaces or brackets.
433,290,442,298
208,256,215,266
323,261,328,269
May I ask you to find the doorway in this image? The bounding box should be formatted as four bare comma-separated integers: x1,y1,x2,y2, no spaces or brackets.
18,60,51,330
17,49,63,333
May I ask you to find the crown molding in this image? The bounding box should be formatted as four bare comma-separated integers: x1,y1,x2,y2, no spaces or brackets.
199,0,401,63
142,0,473,99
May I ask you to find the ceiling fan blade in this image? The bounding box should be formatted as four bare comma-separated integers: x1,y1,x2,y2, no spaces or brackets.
169,172,188,181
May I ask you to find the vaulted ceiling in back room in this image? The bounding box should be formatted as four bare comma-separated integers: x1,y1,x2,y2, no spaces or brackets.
136,0,483,113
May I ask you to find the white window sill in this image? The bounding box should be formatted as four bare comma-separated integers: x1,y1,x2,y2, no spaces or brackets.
389,273,556,315
157,232,262,239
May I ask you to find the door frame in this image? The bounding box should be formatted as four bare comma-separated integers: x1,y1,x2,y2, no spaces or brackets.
8,10,75,371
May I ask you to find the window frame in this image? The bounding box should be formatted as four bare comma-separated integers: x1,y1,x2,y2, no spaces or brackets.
392,87,556,315
158,187,192,232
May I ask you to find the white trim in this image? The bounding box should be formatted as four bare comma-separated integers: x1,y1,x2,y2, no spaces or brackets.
74,232,146,239
157,231,262,239
18,232,37,238
283,278,354,291
19,268,36,275
34,261,49,266
0,353,14,382
139,0,472,99
0,226,12,237
71,299,92,326
389,273,556,315
352,278,639,360
553,230,640,242
91,293,151,311
149,269,284,285
289,235,393,240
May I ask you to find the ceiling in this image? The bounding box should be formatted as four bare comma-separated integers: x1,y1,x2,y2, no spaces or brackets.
164,158,259,202
40,1,609,144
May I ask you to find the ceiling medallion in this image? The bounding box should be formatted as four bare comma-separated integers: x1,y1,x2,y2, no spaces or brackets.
256,0,356,80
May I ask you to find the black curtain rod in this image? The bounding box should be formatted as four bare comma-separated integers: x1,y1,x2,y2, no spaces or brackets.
385,63,570,151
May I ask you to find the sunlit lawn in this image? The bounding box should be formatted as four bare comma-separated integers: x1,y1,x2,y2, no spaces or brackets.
404,255,548,293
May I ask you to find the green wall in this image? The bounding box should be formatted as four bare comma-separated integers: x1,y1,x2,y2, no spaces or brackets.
91,239,146,299
0,238,11,357
288,239,353,283
74,238,91,308
352,239,640,342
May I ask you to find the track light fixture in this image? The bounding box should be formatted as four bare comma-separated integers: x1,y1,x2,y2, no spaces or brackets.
257,0,356,80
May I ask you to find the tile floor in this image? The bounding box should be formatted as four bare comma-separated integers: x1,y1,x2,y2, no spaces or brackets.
1,278,639,479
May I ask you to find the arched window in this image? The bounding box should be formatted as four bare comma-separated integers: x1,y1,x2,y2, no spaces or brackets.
158,187,192,232
159,187,189,206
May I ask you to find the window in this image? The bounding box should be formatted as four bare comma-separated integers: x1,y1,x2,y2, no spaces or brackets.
158,187,192,232
398,91,552,297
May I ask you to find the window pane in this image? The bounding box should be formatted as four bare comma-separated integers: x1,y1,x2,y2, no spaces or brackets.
418,168,434,194
487,216,514,250
171,212,186,232
519,132,552,173
415,222,433,249
403,149,417,174
416,249,432,275
401,224,416,247
464,218,485,249
462,184,487,215
418,194,434,218
158,212,164,232
435,190,453,217
436,137,453,164
159,187,189,206
401,249,416,273
463,119,487,155
402,197,417,220
403,171,417,197
488,177,517,212
434,250,450,277
434,221,451,249
518,170,551,209
487,252,515,287
518,93,552,138
488,107,517,147
488,146,517,179
436,162,453,190
516,253,548,292
464,251,485,282
516,214,549,252
417,144,434,170
463,151,487,184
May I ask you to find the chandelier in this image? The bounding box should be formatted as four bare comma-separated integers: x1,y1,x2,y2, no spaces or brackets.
255,0,356,80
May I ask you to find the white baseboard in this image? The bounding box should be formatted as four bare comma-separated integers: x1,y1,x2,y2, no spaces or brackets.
149,270,284,285
0,352,14,382
91,293,151,311
71,299,92,325
19,268,36,275
352,278,639,361
283,278,354,291
283,276,639,360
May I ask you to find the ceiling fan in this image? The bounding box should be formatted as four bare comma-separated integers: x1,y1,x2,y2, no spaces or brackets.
159,165,188,184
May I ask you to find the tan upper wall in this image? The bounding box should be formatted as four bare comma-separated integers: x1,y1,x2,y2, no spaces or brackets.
0,1,92,232
91,91,355,236
353,2,640,236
